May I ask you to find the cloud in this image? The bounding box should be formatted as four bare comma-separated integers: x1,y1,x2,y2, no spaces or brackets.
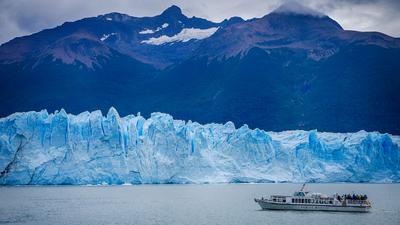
0,0,399,44
274,1,325,17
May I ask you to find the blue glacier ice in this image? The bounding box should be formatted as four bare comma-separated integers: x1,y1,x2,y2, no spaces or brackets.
0,108,399,185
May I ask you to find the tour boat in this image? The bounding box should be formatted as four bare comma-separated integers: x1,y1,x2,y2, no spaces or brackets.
254,184,371,212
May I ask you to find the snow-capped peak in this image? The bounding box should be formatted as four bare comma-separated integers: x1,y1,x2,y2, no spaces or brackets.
273,1,324,17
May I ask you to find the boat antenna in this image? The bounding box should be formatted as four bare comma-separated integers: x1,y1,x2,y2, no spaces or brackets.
300,183,306,191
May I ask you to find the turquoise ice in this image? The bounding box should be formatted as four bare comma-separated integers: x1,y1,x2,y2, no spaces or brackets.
0,108,399,185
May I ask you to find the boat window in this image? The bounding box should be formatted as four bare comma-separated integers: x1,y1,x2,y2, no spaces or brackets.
292,199,294,203
294,192,305,197
301,199,304,203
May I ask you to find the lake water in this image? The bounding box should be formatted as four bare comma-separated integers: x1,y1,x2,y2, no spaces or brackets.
0,184,399,225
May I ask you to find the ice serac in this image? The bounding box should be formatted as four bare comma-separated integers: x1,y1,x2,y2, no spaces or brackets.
0,109,399,185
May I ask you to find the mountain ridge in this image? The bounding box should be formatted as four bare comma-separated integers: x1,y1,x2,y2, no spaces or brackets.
1,4,399,67
1,3,400,134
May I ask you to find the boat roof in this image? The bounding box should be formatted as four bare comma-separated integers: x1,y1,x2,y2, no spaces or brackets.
293,191,309,196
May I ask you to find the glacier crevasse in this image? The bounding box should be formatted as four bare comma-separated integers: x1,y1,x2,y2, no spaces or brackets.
0,108,399,185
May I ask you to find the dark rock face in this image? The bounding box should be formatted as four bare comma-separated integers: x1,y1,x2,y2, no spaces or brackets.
1,5,400,134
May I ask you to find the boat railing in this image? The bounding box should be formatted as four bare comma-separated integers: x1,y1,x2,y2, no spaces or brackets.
345,199,369,205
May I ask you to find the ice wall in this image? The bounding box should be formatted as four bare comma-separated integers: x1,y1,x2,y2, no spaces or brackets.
0,108,399,185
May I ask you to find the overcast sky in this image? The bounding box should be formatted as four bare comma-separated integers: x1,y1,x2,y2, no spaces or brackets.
0,0,399,44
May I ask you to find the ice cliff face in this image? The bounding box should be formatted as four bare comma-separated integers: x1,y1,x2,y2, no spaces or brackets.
0,108,399,185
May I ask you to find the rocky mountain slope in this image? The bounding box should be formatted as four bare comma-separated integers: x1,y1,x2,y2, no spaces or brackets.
1,2,399,134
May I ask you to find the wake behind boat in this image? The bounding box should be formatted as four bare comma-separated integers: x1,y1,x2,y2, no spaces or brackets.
254,184,371,212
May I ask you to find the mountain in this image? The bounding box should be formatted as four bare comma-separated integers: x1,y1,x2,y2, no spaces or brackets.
0,5,227,69
0,109,399,185
1,3,400,134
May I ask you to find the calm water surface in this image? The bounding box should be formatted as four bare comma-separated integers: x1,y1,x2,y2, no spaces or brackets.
0,184,399,225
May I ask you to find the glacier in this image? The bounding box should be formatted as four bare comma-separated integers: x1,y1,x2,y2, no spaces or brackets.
0,108,399,185
141,27,219,45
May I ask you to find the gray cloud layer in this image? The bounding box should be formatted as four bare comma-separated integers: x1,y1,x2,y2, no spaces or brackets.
0,0,399,44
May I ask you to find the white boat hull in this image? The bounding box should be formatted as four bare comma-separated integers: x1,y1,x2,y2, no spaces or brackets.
255,199,370,212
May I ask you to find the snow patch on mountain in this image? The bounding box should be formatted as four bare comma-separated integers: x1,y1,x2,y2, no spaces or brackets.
0,109,399,185
139,29,156,34
100,33,116,41
139,23,170,35
142,27,219,45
